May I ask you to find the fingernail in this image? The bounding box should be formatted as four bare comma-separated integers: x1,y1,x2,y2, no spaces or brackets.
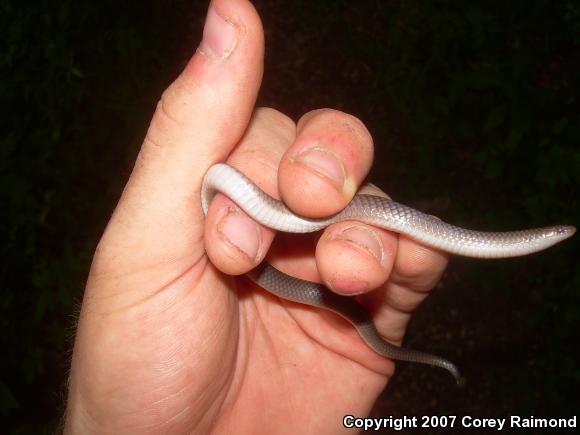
293,146,354,195
327,278,370,295
337,225,383,263
217,207,262,261
199,7,237,59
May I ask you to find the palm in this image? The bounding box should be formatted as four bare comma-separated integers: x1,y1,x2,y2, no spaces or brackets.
191,252,393,434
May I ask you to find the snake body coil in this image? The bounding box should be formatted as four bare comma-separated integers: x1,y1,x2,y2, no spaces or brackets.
202,163,575,383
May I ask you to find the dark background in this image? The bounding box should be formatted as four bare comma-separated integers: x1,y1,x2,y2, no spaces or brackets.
1,0,578,433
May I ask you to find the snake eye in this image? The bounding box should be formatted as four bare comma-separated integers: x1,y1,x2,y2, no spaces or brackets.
556,225,576,236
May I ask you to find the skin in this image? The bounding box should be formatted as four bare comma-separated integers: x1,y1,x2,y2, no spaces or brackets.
64,0,448,433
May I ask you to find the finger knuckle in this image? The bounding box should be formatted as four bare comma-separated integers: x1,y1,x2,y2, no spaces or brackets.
392,243,447,290
255,107,296,131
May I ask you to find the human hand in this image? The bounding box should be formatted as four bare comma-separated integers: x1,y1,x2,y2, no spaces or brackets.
65,1,448,433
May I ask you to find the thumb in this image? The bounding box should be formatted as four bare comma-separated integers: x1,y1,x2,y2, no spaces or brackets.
94,0,264,282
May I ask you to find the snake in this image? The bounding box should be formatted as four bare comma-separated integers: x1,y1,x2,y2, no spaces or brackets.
201,163,575,384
